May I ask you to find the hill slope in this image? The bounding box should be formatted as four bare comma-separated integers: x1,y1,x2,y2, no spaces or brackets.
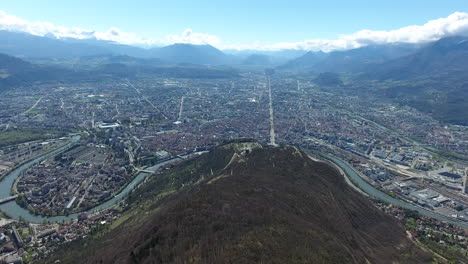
0,30,112,59
0,31,233,65
0,53,33,79
279,51,327,69
281,44,419,72
49,143,431,264
365,36,468,80
149,43,233,65
360,36,468,125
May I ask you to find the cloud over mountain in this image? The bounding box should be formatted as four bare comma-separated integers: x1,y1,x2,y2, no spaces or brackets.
248,12,468,51
1,10,468,51
162,29,221,46
0,10,218,46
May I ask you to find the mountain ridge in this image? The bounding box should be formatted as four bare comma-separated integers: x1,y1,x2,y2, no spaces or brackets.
280,43,422,72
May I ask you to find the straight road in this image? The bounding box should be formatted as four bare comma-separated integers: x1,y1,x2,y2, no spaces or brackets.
267,76,277,146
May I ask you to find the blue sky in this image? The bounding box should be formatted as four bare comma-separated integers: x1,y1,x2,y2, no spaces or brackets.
1,0,468,50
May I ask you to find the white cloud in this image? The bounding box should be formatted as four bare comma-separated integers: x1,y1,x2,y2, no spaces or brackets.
0,10,159,45
0,10,220,47
0,10,93,40
1,10,468,51
224,12,468,51
161,29,221,46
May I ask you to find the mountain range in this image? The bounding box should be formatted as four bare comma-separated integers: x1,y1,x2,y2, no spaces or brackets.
361,36,468,125
1,30,468,124
363,36,468,79
281,36,468,125
281,43,422,72
2,29,468,72
0,30,297,66
0,52,239,92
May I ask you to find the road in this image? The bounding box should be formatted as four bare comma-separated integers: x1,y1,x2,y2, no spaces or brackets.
177,96,185,122
76,151,112,209
126,79,168,119
325,99,468,166
12,96,44,118
24,96,43,114
267,76,277,146
112,103,120,120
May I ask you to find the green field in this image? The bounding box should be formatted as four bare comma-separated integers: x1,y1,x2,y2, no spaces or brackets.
0,128,67,147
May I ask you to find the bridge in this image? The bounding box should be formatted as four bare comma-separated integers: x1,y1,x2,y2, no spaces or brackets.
401,176,420,182
135,168,155,173
132,156,189,174
0,195,18,204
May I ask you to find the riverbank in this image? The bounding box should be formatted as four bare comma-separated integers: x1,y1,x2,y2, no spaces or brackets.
9,136,163,217
325,154,468,230
1,142,466,229
0,139,72,184
307,154,369,197
0,147,192,223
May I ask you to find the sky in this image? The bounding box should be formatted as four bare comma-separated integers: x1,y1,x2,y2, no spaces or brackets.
1,0,468,51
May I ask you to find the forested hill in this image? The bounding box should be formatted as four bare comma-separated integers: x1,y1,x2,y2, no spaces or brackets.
46,142,432,264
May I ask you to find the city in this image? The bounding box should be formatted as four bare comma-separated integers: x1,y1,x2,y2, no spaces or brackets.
0,71,467,262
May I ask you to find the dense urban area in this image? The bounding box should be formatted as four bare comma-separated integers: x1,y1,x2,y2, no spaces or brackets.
0,71,467,263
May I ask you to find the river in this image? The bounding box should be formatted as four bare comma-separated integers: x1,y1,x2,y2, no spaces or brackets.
1,140,466,229
0,136,186,223
327,155,468,230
